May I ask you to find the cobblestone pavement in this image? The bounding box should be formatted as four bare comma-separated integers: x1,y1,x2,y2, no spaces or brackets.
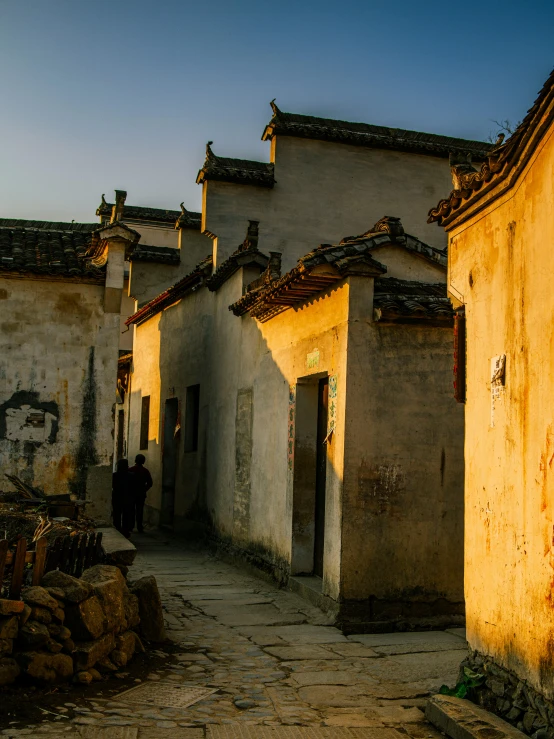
2,531,468,738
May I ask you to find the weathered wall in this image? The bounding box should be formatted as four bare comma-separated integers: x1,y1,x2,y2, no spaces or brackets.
203,137,453,270
127,259,464,615
448,128,554,696
253,282,350,595
342,276,465,615
128,286,213,529
0,276,119,515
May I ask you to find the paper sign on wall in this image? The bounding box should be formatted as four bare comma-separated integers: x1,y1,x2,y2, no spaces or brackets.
490,354,506,428
306,348,320,370
287,385,296,471
324,375,337,443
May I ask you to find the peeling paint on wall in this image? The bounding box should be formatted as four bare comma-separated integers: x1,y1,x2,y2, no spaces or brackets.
0,391,59,444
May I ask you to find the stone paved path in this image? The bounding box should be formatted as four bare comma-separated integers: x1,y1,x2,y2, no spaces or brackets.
1,531,468,738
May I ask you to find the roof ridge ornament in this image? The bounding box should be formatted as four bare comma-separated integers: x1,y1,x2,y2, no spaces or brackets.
270,99,281,118
371,216,404,240
449,153,478,190
239,220,259,252
205,141,216,163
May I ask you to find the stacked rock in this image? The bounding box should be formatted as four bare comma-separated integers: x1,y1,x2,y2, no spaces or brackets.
0,564,165,686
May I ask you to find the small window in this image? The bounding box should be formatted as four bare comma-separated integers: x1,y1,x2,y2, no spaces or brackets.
453,308,466,404
184,385,200,452
140,396,150,450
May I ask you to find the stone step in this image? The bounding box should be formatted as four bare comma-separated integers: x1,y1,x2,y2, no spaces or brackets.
426,694,527,739
97,527,137,567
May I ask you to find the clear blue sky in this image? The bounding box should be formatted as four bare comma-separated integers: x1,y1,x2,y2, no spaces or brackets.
0,0,552,223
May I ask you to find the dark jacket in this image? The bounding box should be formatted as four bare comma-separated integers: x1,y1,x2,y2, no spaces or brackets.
128,464,153,499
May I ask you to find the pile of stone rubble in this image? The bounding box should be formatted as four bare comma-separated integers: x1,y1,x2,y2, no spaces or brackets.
0,565,165,687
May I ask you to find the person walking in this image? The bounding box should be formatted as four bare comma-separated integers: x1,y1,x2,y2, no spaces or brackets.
129,453,153,534
112,459,135,537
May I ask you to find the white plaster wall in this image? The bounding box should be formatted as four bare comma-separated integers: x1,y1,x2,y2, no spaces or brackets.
124,223,179,249
129,228,212,307
203,137,454,271
0,276,119,514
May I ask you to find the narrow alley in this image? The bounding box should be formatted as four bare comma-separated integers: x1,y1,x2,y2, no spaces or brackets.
2,532,468,739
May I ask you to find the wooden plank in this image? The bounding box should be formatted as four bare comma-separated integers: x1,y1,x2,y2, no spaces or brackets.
75,534,88,577
45,536,62,574
0,540,8,597
66,534,79,575
9,538,27,600
58,536,73,575
31,537,48,586
5,550,37,566
94,532,103,566
84,533,96,570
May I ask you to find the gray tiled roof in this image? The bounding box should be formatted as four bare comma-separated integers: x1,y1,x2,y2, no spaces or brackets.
196,143,275,188
0,222,103,280
429,68,554,226
373,278,453,324
206,221,268,291
96,199,182,224
129,244,180,264
126,254,213,326
263,101,494,160
230,216,450,323
0,219,98,232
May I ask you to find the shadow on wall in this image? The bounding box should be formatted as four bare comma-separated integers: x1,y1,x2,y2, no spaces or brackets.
125,279,464,632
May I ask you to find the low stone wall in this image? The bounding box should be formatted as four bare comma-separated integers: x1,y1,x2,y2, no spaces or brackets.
464,651,554,738
0,565,165,686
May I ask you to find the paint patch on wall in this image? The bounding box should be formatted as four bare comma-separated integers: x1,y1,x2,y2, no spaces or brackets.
0,391,59,444
233,388,253,543
357,460,405,514
5,406,57,443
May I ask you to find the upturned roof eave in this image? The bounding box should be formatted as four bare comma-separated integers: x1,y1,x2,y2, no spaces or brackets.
428,68,554,229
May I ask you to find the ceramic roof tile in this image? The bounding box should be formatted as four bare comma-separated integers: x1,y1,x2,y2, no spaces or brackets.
129,245,180,264
96,195,182,224
0,222,104,280
229,216,448,323
196,143,275,188
262,101,494,159
428,68,554,227
206,221,268,291
125,254,213,326
373,277,453,324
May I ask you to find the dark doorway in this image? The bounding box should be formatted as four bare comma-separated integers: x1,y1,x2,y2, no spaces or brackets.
314,377,329,577
161,397,179,527
291,374,329,579
116,409,124,461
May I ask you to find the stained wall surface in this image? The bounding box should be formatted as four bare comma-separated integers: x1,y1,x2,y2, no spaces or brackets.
0,276,119,515
127,247,464,614
447,127,554,696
